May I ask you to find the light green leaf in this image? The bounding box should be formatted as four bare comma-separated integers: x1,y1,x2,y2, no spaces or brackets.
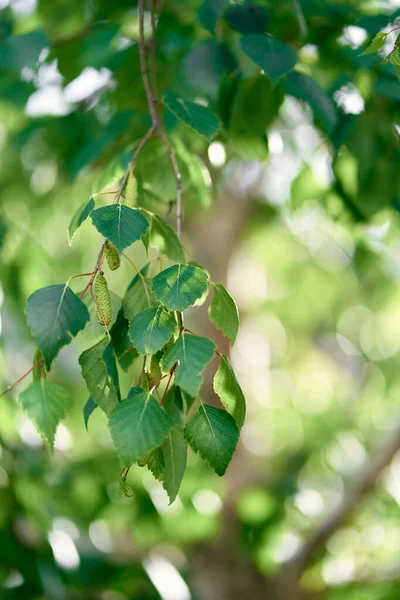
359,31,388,56
91,204,149,253
130,307,177,355
184,403,239,476
208,283,239,345
161,426,187,504
213,355,245,429
390,48,400,66
26,284,90,370
68,197,95,245
109,387,173,466
163,93,220,141
150,214,185,263
19,380,69,452
240,34,297,82
79,337,119,416
152,264,209,311
123,270,157,321
161,332,215,397
147,447,165,480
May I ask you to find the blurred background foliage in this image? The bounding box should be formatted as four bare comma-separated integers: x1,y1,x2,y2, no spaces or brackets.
1,0,400,599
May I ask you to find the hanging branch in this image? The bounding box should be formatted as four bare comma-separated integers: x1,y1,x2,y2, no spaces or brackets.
283,425,400,581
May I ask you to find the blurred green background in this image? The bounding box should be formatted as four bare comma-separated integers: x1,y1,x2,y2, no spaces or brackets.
1,0,400,598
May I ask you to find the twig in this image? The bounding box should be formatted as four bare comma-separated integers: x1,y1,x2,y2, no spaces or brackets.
138,0,158,126
0,359,44,398
292,0,307,38
285,426,400,580
113,125,156,205
149,0,159,101
160,363,177,405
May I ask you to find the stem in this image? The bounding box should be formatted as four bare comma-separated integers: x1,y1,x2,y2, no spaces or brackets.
160,363,176,405
0,359,44,398
138,0,158,126
79,270,97,299
113,125,156,205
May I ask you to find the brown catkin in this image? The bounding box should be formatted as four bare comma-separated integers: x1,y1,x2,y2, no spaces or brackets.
105,242,120,271
94,273,112,326
33,348,46,381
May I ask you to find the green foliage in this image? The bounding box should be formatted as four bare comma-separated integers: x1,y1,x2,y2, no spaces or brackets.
109,387,173,466
123,269,157,321
19,380,69,451
184,403,239,476
130,307,177,355
161,332,216,397
152,264,209,311
359,31,388,56
79,337,119,416
91,204,149,253
208,283,239,345
214,355,246,430
161,425,188,504
163,93,220,141
149,214,185,263
83,395,97,430
240,34,297,82
26,284,90,369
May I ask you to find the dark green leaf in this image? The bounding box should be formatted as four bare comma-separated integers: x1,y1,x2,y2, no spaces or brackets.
208,284,239,345
68,197,95,245
161,332,215,397
83,396,98,431
109,387,173,466
90,204,149,253
224,4,269,34
240,34,297,82
79,337,119,416
0,30,48,71
26,284,90,369
161,426,187,504
130,307,177,355
19,380,69,452
213,355,245,429
150,214,185,263
163,93,220,141
199,0,228,33
152,264,209,312
184,403,239,476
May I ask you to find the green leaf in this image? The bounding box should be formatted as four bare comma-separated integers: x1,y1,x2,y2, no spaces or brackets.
83,396,98,431
26,284,90,369
150,214,185,263
68,197,95,245
109,387,173,466
240,34,297,82
161,426,187,504
390,48,400,66
123,271,157,322
163,93,220,141
79,337,119,416
110,308,131,358
130,307,177,355
152,264,209,312
213,355,246,429
161,332,215,397
147,447,165,480
199,0,228,33
279,71,337,133
0,30,49,71
224,4,268,34
19,380,69,452
90,204,149,253
359,31,388,56
208,283,239,345
184,403,239,476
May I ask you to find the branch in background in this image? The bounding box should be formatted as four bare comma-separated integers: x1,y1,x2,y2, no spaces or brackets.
285,426,400,580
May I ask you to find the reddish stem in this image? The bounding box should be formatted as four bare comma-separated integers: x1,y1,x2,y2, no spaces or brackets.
160,364,177,406
0,359,44,398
